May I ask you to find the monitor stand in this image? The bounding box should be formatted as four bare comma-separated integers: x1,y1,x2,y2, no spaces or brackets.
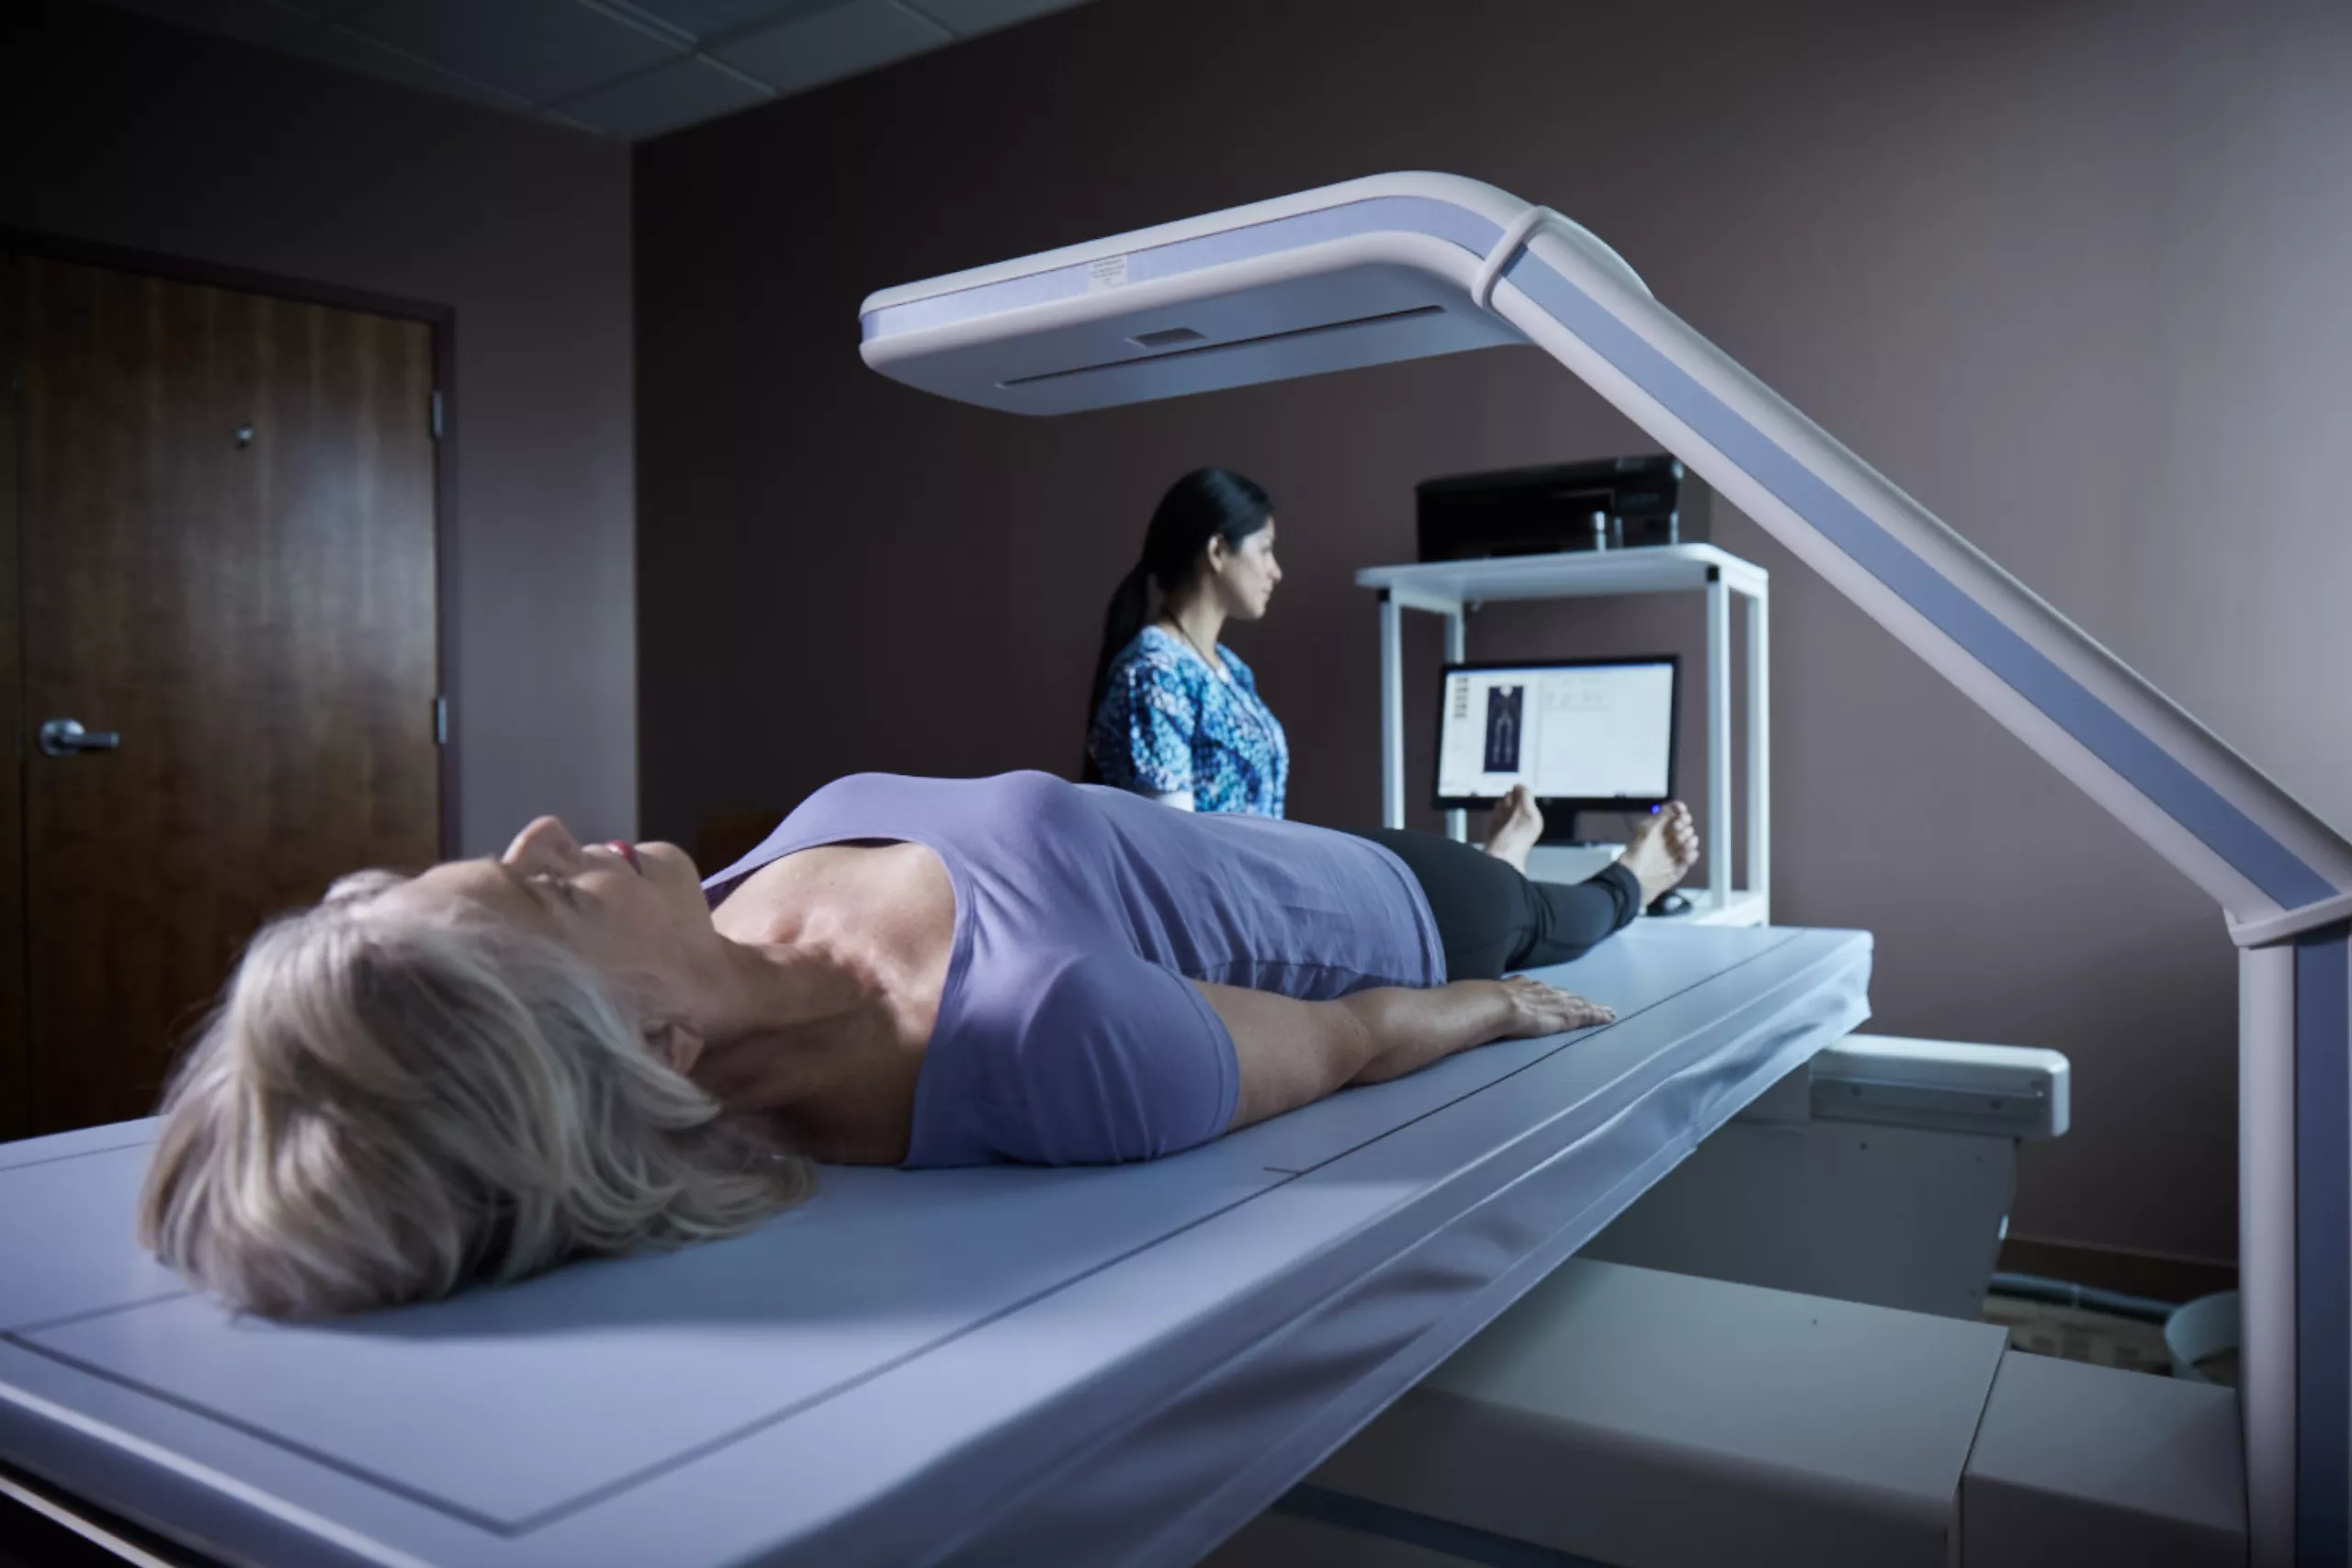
1539,806,1591,846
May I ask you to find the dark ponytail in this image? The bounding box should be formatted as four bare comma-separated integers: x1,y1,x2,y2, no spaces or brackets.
1081,467,1273,782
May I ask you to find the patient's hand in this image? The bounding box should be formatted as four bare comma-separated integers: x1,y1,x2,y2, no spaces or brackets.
1495,976,1613,1039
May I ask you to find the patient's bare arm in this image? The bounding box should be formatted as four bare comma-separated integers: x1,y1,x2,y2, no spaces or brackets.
1340,978,1611,1084
1201,978,1614,1133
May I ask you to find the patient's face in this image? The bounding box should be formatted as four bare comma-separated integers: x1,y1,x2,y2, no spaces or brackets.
1213,518,1282,620
393,818,727,1032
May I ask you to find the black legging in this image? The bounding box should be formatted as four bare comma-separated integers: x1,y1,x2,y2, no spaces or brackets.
1349,829,1644,981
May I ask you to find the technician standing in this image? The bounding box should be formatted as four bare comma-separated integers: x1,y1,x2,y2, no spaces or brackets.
1084,468,1289,816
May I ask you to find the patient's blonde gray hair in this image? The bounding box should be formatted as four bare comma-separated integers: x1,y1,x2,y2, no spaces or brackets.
138,870,813,1317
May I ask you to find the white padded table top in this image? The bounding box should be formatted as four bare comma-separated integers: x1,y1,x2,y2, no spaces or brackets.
0,921,1869,1568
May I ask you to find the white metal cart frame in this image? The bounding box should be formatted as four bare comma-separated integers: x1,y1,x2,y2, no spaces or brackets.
1358,543,1769,926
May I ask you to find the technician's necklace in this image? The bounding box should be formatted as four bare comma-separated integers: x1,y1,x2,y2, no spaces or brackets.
1161,614,1227,680
1159,614,1279,802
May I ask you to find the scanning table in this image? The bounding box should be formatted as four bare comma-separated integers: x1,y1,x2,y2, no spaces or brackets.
0,922,1868,1568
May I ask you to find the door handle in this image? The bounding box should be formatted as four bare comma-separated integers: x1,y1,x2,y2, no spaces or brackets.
38,719,121,757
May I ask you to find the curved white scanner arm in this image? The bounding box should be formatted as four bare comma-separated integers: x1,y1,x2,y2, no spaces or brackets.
861,172,2348,927
861,172,2349,1565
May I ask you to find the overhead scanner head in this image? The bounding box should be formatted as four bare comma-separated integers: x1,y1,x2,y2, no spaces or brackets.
855,173,1649,417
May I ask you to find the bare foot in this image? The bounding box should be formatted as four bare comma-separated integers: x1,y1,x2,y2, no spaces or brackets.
1620,802,1700,908
1483,784,1544,874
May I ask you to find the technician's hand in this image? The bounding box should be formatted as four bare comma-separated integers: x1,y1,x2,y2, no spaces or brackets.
1494,976,1613,1039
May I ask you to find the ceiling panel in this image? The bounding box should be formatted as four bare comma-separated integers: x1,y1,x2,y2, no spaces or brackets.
712,0,949,97
552,53,773,139
910,0,1087,35
85,0,1102,139
340,0,684,104
96,0,315,47
616,0,849,44
276,21,530,109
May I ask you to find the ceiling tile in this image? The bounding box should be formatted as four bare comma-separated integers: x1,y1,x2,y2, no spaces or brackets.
550,53,771,139
613,0,843,45
339,0,684,104
711,0,949,96
903,0,1087,36
277,22,532,109
98,0,317,47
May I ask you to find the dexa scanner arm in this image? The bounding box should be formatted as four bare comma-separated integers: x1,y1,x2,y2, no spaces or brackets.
858,172,2349,1568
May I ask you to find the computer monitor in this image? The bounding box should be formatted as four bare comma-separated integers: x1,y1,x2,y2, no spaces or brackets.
1433,656,1679,817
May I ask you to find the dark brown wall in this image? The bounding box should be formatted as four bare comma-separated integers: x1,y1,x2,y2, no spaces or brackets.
637,0,2352,1263
3,0,637,855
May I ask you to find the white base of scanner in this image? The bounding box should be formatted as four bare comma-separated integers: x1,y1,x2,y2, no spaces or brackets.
1205,1260,2245,1568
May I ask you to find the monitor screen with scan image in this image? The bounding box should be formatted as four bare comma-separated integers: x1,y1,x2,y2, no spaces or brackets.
1434,656,1679,815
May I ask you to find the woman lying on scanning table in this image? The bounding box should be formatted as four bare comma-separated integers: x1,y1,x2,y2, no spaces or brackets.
141,772,1699,1316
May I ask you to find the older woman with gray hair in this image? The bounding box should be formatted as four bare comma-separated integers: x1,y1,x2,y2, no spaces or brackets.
141,770,1698,1318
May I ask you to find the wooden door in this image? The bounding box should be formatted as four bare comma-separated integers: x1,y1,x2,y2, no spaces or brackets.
6,255,441,1135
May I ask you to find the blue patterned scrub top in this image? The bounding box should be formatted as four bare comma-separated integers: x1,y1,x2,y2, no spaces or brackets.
1089,626,1290,818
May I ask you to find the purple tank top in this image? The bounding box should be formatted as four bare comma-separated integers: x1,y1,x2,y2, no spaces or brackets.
702,773,1444,1168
